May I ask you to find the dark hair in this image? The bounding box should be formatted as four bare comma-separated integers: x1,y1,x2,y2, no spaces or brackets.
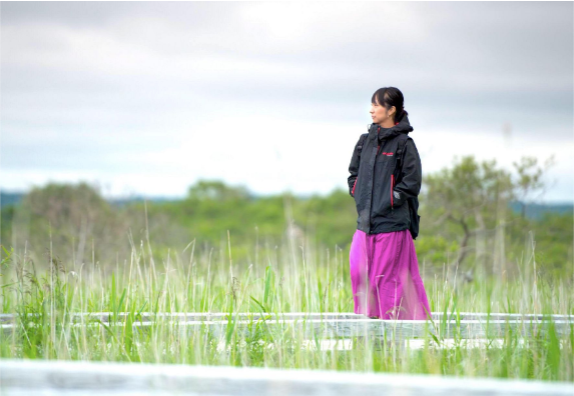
371,87,408,121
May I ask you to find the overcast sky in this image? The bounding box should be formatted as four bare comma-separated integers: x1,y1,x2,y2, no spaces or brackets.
1,1,572,202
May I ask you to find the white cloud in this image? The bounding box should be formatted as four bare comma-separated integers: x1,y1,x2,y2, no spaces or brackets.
1,2,572,202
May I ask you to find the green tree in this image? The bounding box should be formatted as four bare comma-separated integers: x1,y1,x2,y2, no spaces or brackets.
10,182,128,269
513,155,556,218
187,180,251,202
422,155,552,282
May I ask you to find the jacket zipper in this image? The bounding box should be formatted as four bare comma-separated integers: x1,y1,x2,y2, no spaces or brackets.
390,174,394,210
368,127,382,232
352,178,358,196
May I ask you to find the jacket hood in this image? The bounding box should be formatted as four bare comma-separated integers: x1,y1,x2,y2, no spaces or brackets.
367,111,414,143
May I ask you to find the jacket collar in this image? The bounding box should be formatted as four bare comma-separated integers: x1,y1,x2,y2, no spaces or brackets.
367,111,414,143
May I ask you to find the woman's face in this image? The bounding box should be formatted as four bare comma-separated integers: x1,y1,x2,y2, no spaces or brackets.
370,97,395,125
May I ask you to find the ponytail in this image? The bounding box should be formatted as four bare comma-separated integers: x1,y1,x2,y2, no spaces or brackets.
396,106,407,121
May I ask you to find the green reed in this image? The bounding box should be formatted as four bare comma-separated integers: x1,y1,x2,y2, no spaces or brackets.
0,230,572,381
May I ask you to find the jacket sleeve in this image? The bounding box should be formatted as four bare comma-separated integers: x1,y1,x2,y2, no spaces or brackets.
347,136,363,197
392,138,421,207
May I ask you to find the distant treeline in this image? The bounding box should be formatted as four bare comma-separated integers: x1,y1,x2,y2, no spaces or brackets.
2,192,571,220
1,155,572,280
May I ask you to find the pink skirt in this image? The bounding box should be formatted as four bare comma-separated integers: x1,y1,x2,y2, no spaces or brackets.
349,229,431,320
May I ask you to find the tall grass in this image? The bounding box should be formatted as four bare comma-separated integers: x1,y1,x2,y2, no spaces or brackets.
0,222,572,382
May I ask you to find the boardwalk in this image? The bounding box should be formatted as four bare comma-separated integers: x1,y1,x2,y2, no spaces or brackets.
1,358,573,396
1,311,573,394
2,312,572,340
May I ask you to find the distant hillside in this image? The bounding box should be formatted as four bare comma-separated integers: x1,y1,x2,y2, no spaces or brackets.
106,195,181,207
0,191,179,209
0,192,25,207
508,201,573,220
2,190,572,220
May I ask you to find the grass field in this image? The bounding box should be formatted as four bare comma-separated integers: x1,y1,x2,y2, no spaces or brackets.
1,231,572,382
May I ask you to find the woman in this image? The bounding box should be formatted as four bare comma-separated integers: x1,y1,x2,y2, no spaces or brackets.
347,87,431,320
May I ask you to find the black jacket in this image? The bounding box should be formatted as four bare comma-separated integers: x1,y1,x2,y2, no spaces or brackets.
347,112,422,234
